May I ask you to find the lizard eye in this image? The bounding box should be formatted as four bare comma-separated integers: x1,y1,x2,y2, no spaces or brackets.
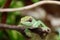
27,18,32,22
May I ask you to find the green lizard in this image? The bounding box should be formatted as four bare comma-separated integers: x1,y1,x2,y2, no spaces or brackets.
18,16,51,37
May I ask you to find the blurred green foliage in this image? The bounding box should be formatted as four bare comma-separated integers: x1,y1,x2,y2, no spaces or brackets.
6,0,25,40
0,0,6,40
7,30,25,40
0,0,6,7
0,0,45,40
10,0,24,8
32,0,40,3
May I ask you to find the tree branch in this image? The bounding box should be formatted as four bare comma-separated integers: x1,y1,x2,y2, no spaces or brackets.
0,23,49,39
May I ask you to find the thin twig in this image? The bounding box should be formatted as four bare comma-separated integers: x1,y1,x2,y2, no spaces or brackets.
0,23,49,39
0,23,30,39
0,23,25,30
0,1,60,12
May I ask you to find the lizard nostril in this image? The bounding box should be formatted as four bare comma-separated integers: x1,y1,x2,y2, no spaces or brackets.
47,29,51,33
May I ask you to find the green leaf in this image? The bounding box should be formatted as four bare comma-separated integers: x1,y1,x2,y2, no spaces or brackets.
10,1,24,8
7,30,25,40
6,13,16,25
0,0,5,7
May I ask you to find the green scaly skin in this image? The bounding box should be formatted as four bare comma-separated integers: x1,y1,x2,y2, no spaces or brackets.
19,16,51,31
